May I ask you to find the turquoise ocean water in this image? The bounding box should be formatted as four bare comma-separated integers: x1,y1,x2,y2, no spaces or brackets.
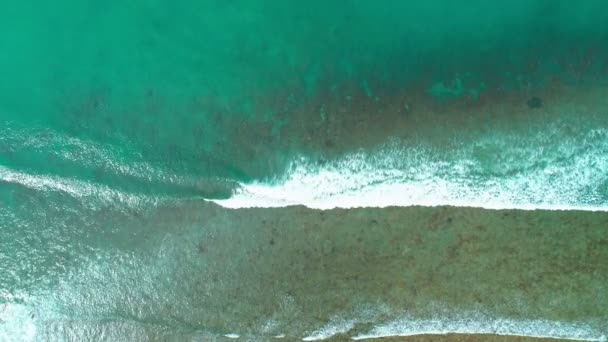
1,1,608,340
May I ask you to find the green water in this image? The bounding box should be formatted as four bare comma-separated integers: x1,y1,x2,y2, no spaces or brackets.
2,1,608,187
1,1,608,341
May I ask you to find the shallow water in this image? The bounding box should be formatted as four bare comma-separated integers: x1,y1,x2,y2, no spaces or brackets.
2,202,607,340
1,1,608,341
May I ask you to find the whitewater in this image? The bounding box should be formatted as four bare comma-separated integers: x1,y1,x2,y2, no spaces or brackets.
215,126,608,211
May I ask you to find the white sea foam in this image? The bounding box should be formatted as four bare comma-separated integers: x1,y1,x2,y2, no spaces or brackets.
0,301,37,342
300,307,607,341
0,125,208,201
302,318,356,341
350,315,607,341
0,164,156,208
214,127,608,211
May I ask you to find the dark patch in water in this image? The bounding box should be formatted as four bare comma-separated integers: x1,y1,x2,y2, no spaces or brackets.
197,242,207,254
527,96,543,109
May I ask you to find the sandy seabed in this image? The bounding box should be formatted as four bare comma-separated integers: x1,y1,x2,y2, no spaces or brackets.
75,201,604,341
